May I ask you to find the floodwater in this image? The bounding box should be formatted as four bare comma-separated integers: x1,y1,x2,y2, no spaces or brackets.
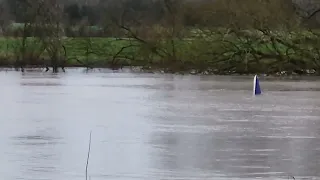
0,68,320,180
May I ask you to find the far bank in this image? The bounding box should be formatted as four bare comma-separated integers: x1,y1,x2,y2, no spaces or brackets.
0,34,319,75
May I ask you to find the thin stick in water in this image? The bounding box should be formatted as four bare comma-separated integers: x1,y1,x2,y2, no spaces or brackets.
86,131,92,180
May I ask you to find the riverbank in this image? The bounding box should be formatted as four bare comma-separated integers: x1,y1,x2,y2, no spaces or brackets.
0,35,319,76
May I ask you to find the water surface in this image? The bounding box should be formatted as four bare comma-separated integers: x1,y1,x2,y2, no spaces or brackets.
0,68,320,180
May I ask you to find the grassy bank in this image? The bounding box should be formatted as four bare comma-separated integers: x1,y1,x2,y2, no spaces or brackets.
0,37,130,66
0,31,319,75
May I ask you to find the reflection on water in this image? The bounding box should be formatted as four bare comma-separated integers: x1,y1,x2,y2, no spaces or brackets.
0,69,320,180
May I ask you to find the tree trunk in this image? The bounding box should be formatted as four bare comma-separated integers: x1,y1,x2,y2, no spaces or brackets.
52,65,58,73
51,54,59,73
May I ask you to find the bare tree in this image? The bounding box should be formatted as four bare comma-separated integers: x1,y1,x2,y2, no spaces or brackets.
103,0,190,71
0,1,11,35
37,0,67,72
10,0,48,72
184,0,318,75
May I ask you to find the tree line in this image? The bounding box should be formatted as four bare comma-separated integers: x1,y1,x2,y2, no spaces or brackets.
0,0,320,74
1,0,320,33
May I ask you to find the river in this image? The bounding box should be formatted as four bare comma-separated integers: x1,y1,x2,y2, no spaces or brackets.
0,68,320,180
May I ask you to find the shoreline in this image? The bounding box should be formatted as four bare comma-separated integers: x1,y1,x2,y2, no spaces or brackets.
0,66,319,78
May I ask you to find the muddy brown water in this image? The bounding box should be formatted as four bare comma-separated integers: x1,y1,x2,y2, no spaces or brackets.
0,68,320,180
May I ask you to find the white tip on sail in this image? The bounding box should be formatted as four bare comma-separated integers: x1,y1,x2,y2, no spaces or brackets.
253,75,262,96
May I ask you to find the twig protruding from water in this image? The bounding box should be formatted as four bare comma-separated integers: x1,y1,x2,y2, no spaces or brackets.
85,130,92,180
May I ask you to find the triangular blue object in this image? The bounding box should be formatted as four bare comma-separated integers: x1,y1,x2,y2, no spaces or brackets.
253,75,262,95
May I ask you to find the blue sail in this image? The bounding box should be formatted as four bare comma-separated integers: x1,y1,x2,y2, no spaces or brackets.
253,75,262,95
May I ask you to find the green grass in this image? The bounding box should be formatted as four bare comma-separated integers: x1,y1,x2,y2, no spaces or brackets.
0,37,135,65
0,33,318,75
